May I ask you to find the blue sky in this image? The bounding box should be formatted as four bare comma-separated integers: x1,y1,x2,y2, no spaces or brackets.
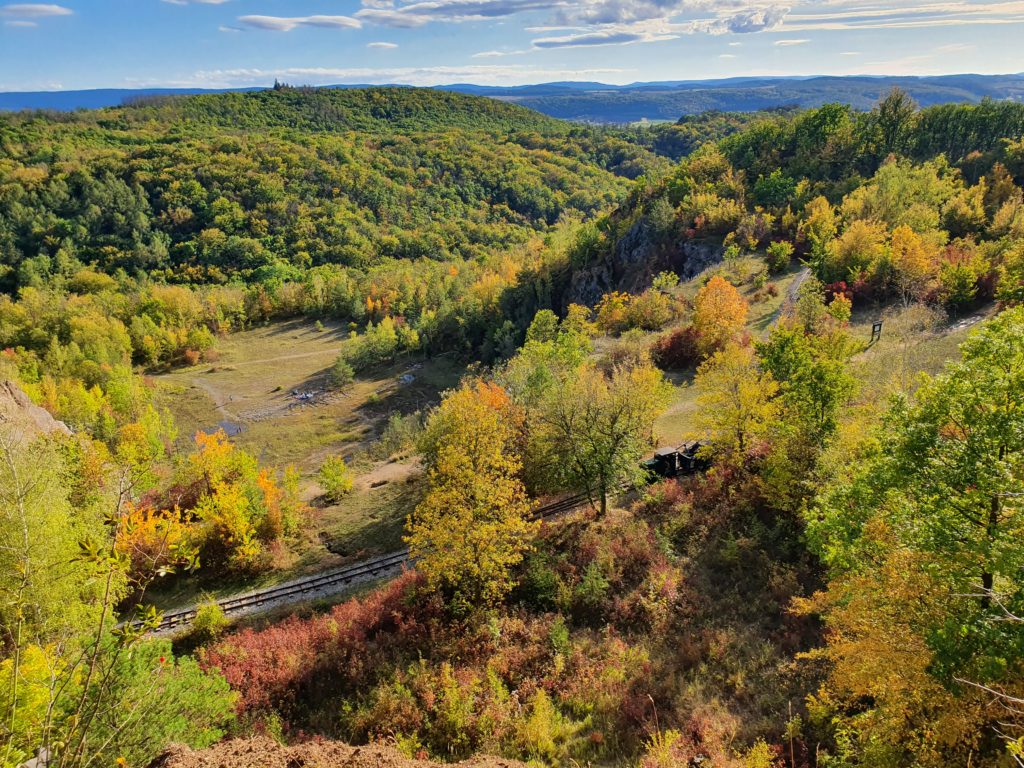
2,0,1024,91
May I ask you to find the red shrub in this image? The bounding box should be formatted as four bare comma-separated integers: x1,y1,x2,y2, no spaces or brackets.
651,326,701,370
202,570,428,715
824,280,852,302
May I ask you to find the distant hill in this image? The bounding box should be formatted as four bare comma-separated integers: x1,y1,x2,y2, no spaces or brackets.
101,86,569,134
3,74,1024,123
484,74,1024,123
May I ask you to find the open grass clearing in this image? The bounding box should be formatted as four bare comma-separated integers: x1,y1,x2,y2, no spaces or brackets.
152,319,464,472
144,319,464,610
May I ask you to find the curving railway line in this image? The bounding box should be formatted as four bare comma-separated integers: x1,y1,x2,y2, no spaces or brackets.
146,488,601,633
144,441,707,633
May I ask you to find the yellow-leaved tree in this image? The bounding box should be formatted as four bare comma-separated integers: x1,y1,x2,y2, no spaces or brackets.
694,343,779,460
407,381,538,610
889,224,938,305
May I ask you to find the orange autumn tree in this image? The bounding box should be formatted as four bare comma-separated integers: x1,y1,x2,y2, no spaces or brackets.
692,275,749,356
188,430,306,573
117,430,306,576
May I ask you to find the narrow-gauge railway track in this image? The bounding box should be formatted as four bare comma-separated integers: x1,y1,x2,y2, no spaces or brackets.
146,488,603,633
145,441,708,633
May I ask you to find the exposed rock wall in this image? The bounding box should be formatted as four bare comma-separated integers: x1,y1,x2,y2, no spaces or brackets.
567,219,723,306
0,380,71,440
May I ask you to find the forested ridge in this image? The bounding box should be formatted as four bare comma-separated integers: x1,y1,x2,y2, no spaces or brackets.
0,86,660,288
2,87,1024,768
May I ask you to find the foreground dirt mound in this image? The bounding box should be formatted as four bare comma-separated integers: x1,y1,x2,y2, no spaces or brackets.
0,380,71,439
149,737,527,768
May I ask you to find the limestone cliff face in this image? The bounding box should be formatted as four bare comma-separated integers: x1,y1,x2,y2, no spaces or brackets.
0,380,71,440
567,219,724,306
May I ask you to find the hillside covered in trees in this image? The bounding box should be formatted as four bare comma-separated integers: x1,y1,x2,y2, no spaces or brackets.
2,85,1024,768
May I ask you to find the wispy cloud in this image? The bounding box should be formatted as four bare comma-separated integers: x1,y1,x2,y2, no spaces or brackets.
471,47,531,57
4,18,36,25
367,40,399,48
782,0,1024,31
0,3,72,17
533,27,676,48
237,14,362,31
357,0,558,28
935,42,975,53
774,38,810,45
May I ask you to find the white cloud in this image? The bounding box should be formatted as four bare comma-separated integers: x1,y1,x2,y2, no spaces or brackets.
237,14,362,31
347,0,1024,60
4,18,36,25
774,37,809,45
472,48,531,57
356,8,432,27
0,3,72,17
781,1,1024,31
533,26,676,48
719,53,736,58
367,40,399,47
935,42,975,53
357,0,560,28
162,0,230,5
714,6,789,34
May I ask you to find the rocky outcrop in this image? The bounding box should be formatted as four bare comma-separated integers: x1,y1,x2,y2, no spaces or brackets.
149,737,527,768
567,219,724,306
0,380,71,440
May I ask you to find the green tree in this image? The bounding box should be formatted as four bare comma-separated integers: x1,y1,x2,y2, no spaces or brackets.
757,325,856,439
765,240,794,274
753,169,797,209
75,639,235,767
318,455,354,502
539,363,671,515
693,344,779,459
799,196,838,267
525,310,559,344
811,308,1024,682
870,88,919,159
330,355,355,390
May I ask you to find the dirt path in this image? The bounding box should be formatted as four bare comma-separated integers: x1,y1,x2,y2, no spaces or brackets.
219,349,339,368
787,266,812,304
356,459,421,491
767,266,811,328
191,377,239,421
